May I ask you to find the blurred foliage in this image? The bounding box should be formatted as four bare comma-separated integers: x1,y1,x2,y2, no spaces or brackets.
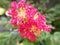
0,0,11,16
0,32,20,45
0,0,60,45
0,0,11,9
0,17,12,32
0,32,60,45
0,17,18,32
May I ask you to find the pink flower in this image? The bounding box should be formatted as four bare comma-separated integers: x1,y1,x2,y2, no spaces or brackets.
18,19,41,41
10,18,17,26
11,1,17,9
7,0,52,42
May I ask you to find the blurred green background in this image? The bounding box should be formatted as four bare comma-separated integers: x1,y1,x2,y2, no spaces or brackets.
0,0,60,45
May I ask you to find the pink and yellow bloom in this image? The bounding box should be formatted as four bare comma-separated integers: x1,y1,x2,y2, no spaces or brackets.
7,0,52,42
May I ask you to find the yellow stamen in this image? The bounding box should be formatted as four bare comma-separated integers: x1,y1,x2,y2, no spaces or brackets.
31,25,41,36
18,7,28,23
18,7,26,19
34,14,38,20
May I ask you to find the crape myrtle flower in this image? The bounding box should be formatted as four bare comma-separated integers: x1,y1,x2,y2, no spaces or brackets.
7,0,52,42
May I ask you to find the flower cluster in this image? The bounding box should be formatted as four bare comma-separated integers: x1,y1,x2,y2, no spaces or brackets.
8,0,52,42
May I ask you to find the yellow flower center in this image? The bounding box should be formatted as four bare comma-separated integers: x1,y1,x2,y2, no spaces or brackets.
18,7,26,19
31,25,41,36
34,13,38,20
18,7,28,23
